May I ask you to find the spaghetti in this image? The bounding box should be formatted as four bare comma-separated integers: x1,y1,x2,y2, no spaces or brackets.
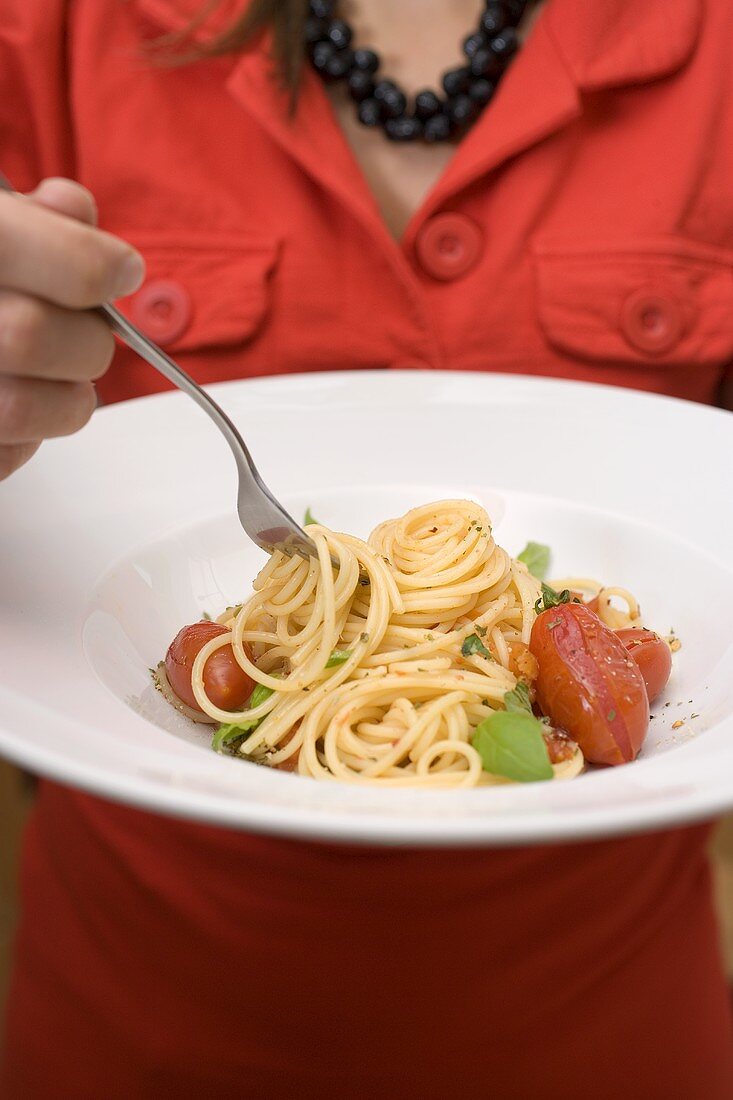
179,500,584,787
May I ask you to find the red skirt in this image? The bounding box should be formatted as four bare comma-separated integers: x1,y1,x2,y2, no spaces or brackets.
3,781,732,1099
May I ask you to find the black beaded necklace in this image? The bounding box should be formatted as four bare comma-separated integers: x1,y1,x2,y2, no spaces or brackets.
306,0,529,142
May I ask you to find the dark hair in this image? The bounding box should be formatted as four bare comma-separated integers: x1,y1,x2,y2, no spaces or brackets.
163,0,309,92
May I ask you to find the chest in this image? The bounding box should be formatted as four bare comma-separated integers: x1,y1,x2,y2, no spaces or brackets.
326,95,455,240
322,0,545,239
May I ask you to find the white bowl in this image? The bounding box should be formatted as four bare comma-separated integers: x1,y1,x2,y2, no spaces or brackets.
1,371,731,845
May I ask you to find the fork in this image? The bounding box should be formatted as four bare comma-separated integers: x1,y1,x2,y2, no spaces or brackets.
0,174,321,564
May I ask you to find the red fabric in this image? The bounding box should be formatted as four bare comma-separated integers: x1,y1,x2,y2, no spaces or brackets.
3,0,733,1095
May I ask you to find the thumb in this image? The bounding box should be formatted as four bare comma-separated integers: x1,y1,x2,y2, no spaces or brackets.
27,177,99,227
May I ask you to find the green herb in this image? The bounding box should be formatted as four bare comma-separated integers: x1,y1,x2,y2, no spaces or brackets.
462,633,492,660
471,711,553,783
211,681,277,752
503,680,533,715
607,709,616,722
474,624,487,637
201,610,212,621
534,582,578,614
326,649,352,667
517,541,551,580
249,682,276,710
304,507,319,526
212,723,248,753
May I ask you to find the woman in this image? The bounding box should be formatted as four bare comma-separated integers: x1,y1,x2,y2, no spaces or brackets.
1,1,732,1096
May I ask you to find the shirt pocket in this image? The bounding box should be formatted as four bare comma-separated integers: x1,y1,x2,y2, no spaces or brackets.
533,236,733,368
116,230,279,353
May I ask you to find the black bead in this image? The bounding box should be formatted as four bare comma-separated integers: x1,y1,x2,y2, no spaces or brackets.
347,69,374,102
323,48,353,81
352,48,379,73
462,32,486,59
384,116,422,142
309,0,335,18
380,86,407,118
442,66,471,97
311,40,335,71
490,27,519,59
447,93,477,128
423,112,451,143
469,77,495,104
304,16,328,45
414,89,442,120
480,3,507,36
470,46,501,78
357,97,382,127
326,19,353,50
373,79,397,101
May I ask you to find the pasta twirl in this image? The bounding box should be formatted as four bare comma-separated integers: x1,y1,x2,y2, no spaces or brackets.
184,500,584,787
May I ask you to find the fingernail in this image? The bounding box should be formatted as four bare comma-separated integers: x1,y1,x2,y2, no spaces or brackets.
112,251,146,298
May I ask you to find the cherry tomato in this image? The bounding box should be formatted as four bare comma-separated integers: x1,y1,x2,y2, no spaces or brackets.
165,621,255,713
529,603,649,766
617,628,672,704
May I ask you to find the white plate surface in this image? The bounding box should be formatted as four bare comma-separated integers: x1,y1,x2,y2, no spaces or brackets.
1,371,732,845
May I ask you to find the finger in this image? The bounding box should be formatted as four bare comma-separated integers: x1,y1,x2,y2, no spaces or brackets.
0,375,96,444
0,192,145,308
0,291,115,382
0,441,40,481
28,178,98,227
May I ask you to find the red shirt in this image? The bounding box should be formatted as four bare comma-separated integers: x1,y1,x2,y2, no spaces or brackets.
3,0,733,1095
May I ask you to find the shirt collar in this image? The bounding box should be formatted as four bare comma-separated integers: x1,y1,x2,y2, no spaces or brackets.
546,0,702,91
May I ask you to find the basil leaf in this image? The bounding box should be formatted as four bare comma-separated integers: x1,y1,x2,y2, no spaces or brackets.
326,649,352,667
249,682,276,709
212,723,249,753
462,633,492,659
471,711,553,783
304,507,319,526
211,682,277,752
517,541,551,580
503,680,532,715
534,582,576,614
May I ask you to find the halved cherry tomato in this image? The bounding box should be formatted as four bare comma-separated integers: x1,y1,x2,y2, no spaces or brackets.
530,603,649,766
617,628,672,704
165,621,255,713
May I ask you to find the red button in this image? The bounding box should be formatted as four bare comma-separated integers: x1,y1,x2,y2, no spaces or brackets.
620,287,683,355
415,213,483,281
131,279,192,345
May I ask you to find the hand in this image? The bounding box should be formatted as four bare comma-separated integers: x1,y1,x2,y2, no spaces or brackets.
0,178,145,479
